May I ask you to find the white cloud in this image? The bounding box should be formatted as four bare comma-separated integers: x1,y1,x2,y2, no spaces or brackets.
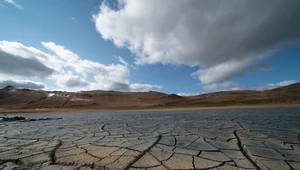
253,80,298,90
0,3,4,7
191,58,258,84
56,74,89,88
42,42,131,90
41,42,79,63
129,83,162,92
202,80,298,93
94,0,300,84
116,56,137,69
117,56,129,66
0,80,46,89
0,40,161,92
177,92,200,96
42,41,161,91
0,41,61,79
42,42,130,83
202,81,243,93
4,0,22,9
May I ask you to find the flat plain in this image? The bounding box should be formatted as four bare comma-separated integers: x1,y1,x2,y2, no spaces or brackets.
1,107,300,170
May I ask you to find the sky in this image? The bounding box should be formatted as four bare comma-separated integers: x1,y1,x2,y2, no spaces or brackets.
0,0,300,95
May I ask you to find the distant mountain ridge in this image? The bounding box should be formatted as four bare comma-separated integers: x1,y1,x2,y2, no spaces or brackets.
0,83,299,112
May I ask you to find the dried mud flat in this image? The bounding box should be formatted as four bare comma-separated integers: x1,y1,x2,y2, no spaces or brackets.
1,107,300,170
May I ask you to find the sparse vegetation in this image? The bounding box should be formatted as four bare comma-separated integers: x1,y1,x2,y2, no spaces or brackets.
0,83,299,112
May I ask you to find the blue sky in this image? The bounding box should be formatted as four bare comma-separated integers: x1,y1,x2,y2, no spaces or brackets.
0,0,299,95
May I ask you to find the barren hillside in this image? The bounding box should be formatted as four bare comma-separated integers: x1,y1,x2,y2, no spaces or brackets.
0,83,300,112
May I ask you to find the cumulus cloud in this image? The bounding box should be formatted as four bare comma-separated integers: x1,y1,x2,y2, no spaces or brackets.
0,40,160,92
0,50,55,78
41,42,79,63
94,0,300,84
42,42,129,79
0,80,46,89
4,0,22,9
0,41,59,79
42,42,130,90
129,83,162,92
42,41,161,91
191,58,260,84
56,74,89,88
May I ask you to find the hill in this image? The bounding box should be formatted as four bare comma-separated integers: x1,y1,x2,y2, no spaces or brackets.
0,83,300,112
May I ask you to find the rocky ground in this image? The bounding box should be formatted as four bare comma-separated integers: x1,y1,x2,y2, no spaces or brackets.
0,107,300,170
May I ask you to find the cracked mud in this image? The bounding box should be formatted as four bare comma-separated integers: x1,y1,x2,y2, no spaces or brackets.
0,107,300,170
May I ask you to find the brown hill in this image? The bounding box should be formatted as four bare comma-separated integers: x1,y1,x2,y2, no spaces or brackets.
0,83,299,112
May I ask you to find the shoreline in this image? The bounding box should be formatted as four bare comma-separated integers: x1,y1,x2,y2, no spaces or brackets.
1,104,300,114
